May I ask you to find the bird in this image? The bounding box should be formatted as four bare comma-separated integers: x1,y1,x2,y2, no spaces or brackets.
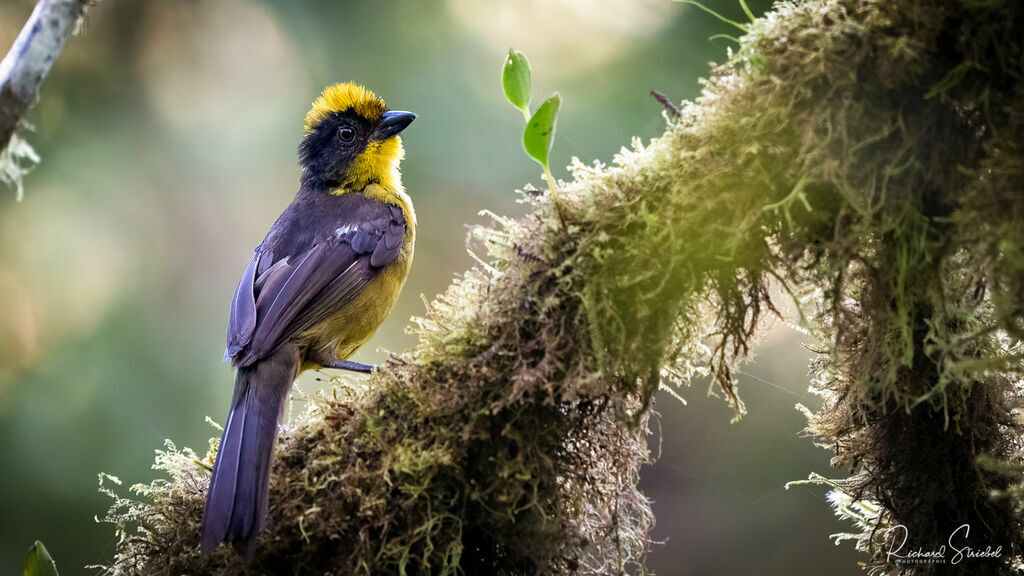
200,83,417,558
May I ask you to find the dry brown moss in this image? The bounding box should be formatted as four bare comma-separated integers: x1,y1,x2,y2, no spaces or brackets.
100,0,1024,574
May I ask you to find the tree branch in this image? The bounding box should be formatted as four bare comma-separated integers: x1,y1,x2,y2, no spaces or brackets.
98,0,1024,573
0,0,88,198
0,0,86,148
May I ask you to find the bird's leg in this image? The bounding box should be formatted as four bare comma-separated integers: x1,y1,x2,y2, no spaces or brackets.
329,360,375,374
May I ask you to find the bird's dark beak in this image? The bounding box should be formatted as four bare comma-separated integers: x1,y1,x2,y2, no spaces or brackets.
375,110,417,140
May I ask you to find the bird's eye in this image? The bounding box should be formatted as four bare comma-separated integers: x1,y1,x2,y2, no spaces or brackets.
338,126,356,143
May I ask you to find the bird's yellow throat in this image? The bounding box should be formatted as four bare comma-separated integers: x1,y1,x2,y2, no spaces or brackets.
334,135,405,193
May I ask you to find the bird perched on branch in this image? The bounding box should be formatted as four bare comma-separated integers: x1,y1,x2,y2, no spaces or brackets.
200,83,417,558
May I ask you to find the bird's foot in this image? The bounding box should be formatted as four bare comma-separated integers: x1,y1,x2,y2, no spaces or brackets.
328,360,375,373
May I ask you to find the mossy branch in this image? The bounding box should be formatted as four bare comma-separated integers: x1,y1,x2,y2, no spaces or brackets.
100,0,1024,574
0,0,89,199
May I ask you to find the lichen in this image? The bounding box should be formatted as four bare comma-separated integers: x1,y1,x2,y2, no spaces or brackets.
0,131,40,201
99,0,1024,573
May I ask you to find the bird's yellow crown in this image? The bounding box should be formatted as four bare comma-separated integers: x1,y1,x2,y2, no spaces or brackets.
304,83,387,132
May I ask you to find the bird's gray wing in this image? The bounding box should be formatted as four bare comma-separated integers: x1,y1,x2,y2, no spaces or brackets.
225,251,260,360
226,202,406,367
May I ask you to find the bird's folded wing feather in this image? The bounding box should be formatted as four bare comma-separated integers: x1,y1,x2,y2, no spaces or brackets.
225,199,406,367
225,252,260,360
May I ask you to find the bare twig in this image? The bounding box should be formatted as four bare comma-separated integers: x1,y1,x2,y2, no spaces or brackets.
650,91,682,120
0,0,89,152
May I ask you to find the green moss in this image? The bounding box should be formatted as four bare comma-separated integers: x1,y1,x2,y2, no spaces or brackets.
100,0,1024,573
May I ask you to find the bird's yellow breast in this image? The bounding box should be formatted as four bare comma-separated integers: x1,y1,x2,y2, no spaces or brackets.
300,183,415,368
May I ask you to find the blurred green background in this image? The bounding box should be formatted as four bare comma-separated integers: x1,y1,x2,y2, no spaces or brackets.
0,0,860,573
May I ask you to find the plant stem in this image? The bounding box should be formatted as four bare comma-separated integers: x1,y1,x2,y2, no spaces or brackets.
543,163,566,228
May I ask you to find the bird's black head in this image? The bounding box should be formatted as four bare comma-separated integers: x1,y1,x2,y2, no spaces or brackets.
299,83,416,191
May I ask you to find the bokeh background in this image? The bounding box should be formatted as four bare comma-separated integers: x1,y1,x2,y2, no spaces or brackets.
0,0,861,573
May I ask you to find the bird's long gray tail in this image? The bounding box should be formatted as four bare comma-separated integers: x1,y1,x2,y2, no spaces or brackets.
200,350,296,559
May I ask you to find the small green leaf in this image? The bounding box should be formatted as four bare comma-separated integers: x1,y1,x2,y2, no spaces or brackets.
24,541,59,576
522,92,561,167
502,49,531,114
